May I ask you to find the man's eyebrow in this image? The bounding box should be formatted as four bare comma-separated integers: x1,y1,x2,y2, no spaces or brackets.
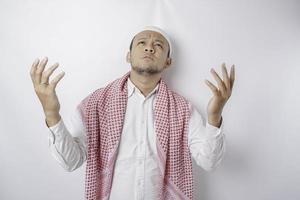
136,38,165,44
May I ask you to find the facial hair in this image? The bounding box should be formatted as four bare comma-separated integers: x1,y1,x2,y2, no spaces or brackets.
131,64,164,76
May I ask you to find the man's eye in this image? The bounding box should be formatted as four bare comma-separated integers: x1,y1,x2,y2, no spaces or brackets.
138,41,145,44
155,44,163,49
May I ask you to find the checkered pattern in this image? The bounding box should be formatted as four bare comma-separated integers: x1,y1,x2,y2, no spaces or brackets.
77,71,193,200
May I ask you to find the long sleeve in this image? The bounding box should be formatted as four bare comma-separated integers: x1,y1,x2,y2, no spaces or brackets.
45,101,225,173
45,107,87,172
188,103,226,172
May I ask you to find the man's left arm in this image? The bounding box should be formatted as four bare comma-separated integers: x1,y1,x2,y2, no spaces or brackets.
188,103,226,172
188,62,235,171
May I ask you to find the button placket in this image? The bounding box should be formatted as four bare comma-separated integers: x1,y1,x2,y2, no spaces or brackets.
137,100,147,198
139,101,146,155
136,101,144,199
141,100,148,153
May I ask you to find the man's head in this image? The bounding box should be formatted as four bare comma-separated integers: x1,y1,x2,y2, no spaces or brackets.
126,27,172,76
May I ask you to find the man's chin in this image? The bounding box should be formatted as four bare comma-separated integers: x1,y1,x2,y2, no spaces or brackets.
132,65,163,75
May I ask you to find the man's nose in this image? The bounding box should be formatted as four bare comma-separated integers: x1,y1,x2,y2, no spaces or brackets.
144,44,154,53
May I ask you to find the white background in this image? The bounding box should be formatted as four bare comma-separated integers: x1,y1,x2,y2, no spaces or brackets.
0,0,299,199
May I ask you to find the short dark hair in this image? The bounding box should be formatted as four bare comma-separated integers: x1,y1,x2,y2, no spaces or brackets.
129,36,170,58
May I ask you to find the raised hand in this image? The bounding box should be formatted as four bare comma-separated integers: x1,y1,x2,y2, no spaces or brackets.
29,57,65,126
204,63,235,127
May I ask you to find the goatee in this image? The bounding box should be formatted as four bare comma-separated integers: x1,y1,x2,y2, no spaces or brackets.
132,65,163,76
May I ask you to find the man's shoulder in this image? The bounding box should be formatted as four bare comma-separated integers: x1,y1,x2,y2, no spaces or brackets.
169,88,191,106
85,75,123,99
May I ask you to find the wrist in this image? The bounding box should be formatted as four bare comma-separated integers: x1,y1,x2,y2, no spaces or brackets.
45,113,61,127
208,114,222,128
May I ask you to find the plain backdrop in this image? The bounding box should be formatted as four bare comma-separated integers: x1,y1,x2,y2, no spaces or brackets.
0,0,299,199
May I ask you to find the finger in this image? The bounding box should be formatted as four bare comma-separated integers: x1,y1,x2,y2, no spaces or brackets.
221,62,231,92
49,71,65,89
30,58,39,75
205,79,219,96
36,57,48,83
30,58,40,84
210,68,227,95
230,64,235,90
41,62,59,84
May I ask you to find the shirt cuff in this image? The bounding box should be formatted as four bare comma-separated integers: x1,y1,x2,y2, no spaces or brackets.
205,117,224,138
45,118,67,144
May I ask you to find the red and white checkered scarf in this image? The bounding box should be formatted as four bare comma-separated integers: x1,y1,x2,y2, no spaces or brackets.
77,71,193,200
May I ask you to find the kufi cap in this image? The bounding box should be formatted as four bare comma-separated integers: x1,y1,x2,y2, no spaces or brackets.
131,25,172,57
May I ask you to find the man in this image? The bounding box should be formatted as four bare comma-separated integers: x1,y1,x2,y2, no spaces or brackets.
30,26,235,200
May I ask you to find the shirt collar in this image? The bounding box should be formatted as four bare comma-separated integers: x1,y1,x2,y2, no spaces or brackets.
127,77,160,98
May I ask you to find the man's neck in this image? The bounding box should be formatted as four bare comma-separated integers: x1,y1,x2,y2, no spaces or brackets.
129,70,161,97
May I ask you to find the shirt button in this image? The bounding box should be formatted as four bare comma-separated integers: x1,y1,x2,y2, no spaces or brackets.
138,180,143,186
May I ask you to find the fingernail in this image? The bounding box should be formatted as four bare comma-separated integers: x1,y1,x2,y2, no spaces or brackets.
34,59,39,65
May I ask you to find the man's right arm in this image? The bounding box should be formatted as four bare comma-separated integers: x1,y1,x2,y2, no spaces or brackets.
45,107,87,172
29,56,87,172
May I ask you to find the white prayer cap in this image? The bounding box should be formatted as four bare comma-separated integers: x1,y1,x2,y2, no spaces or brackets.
131,25,173,58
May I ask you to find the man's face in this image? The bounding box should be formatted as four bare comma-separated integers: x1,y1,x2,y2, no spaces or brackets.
126,30,172,75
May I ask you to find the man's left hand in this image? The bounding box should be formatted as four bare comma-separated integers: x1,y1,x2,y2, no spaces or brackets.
204,63,235,127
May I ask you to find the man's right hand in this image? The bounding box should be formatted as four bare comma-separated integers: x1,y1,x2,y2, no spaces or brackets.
30,57,65,126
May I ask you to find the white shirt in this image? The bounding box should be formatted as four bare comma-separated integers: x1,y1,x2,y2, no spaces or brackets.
45,77,226,200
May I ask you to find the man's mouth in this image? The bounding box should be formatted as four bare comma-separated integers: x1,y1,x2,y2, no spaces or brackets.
143,56,154,60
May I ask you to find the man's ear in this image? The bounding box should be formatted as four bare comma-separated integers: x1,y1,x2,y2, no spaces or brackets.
126,51,131,63
164,57,172,69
